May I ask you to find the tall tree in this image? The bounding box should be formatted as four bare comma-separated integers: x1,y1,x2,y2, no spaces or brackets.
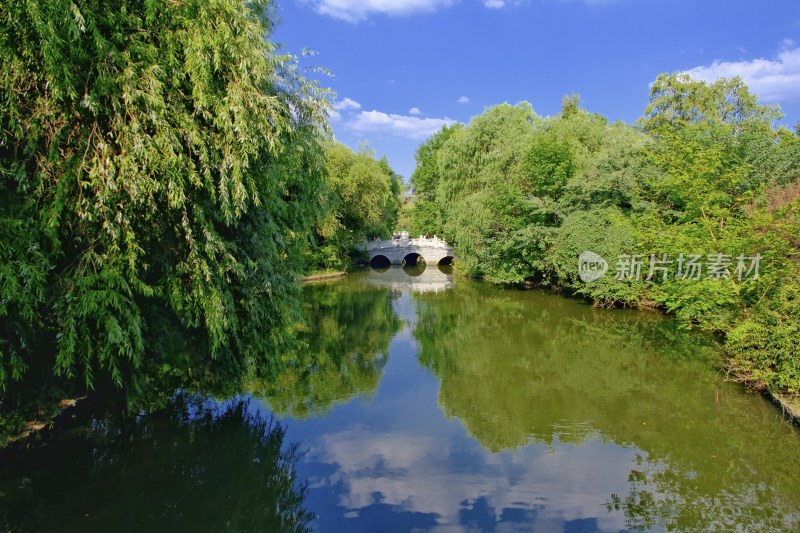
407,124,460,237
0,0,329,394
309,142,401,271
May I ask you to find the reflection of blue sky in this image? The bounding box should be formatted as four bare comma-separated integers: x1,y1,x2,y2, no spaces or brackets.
392,290,418,328
256,311,656,532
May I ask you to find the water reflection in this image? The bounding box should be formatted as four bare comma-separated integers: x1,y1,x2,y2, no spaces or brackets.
365,265,455,293
250,266,449,419
277,272,800,531
410,282,800,531
249,280,402,418
403,263,427,276
4,271,800,532
0,394,312,532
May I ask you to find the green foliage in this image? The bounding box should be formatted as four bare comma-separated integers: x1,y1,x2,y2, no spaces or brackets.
0,187,50,389
407,78,800,397
641,73,782,132
724,203,800,392
641,74,786,223
436,103,536,207
307,142,401,271
550,207,645,304
407,124,460,237
523,132,575,198
560,123,658,214
726,280,800,393
0,0,329,398
436,103,540,281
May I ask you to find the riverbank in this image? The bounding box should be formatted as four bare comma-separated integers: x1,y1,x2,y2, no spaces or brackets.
300,271,348,282
767,390,800,425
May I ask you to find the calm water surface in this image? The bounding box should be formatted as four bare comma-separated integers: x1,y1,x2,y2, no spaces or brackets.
3,266,800,532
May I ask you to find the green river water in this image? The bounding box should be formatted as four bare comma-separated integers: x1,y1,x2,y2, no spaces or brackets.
1,266,799,532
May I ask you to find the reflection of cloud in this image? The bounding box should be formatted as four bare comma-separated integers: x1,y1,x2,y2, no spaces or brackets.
306,426,647,531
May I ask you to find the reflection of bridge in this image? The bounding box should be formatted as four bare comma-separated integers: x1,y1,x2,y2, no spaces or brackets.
358,235,455,266
365,265,454,294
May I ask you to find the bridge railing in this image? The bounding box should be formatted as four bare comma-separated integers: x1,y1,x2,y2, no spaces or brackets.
361,235,452,251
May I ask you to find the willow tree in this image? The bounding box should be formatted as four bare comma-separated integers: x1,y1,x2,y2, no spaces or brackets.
0,0,330,394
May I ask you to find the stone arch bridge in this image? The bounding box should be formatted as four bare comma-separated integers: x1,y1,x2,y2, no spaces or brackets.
358,235,455,267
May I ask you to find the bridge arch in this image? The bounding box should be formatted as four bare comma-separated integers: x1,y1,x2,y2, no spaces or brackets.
369,254,391,268
402,252,425,267
437,256,454,266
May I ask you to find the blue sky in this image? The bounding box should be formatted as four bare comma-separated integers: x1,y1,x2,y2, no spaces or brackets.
274,0,800,180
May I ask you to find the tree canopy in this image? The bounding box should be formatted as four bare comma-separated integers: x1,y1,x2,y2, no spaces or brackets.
308,142,402,271
0,0,329,399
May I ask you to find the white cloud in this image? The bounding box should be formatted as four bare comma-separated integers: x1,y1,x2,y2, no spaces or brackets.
483,0,524,8
457,95,470,104
305,0,454,22
329,97,362,122
408,107,422,116
684,45,800,103
580,0,624,5
335,97,362,111
345,109,455,139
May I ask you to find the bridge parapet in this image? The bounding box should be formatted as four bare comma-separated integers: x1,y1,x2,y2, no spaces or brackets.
362,235,450,251
356,235,455,266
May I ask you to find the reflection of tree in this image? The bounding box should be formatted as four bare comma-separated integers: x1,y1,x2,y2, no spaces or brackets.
413,282,800,530
251,280,401,418
608,453,800,532
0,395,313,532
414,282,719,451
606,456,662,531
